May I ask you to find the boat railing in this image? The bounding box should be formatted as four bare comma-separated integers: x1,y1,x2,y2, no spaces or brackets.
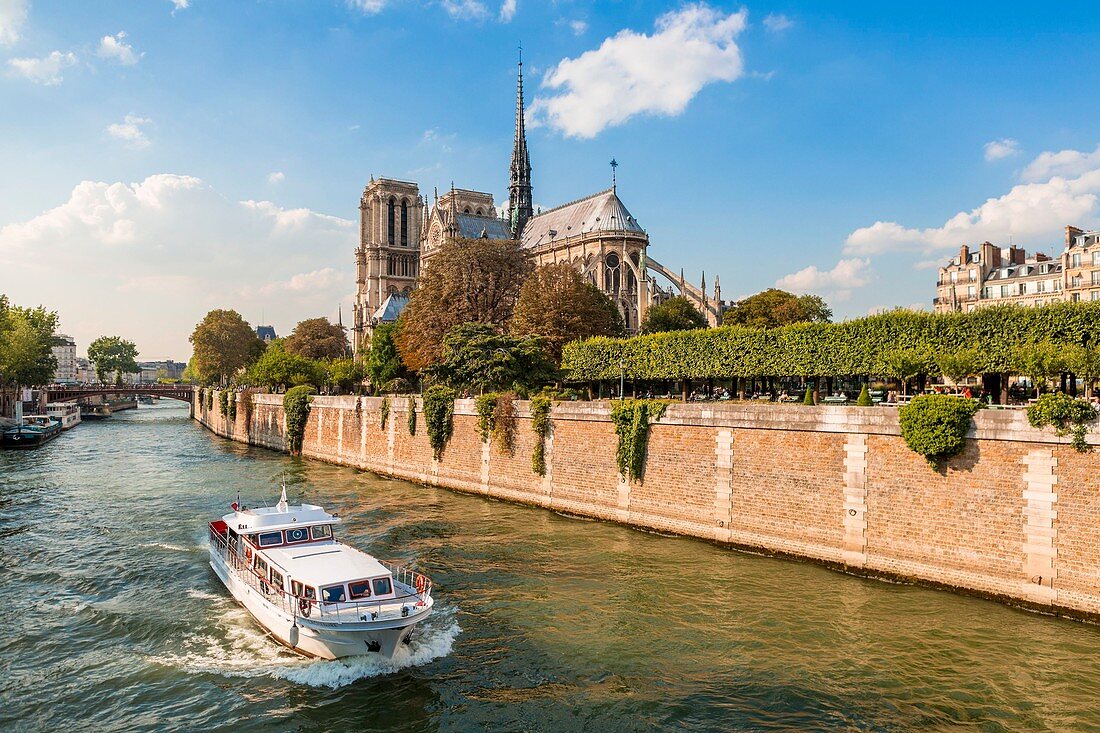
208,524,433,625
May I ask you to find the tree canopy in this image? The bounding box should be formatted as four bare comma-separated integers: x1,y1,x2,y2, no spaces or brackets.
426,322,556,393
0,295,59,388
397,236,533,370
510,263,624,360
189,309,263,385
87,336,139,384
283,318,349,361
641,296,707,333
365,322,407,388
245,340,328,390
723,289,832,329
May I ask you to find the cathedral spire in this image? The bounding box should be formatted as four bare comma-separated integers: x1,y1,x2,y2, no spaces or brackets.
508,55,533,239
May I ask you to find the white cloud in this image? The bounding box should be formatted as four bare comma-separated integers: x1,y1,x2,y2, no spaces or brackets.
499,0,516,22
348,0,387,14
983,137,1019,162
267,171,285,184
0,0,27,44
1021,144,1100,182
170,0,190,11
569,19,587,36
762,13,792,33
442,0,489,20
845,145,1100,256
258,268,344,295
98,31,142,66
0,174,355,359
106,114,152,149
776,258,872,301
530,3,747,138
7,51,77,86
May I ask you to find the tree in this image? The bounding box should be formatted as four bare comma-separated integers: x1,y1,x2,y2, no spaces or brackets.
245,340,327,390
641,296,707,334
189,309,262,385
936,348,983,391
284,318,349,360
87,336,139,384
327,358,365,394
882,348,929,396
1014,342,1065,399
365,323,407,387
426,322,556,393
1064,344,1100,398
0,296,59,389
723,289,832,329
510,263,624,360
397,236,533,370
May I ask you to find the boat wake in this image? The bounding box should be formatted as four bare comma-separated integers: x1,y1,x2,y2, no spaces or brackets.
139,542,193,553
149,604,460,688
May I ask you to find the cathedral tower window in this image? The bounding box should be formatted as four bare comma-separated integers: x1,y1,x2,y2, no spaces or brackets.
400,200,408,246
387,198,396,245
605,252,621,293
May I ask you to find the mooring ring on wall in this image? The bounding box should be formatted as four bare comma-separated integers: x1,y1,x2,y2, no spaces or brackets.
848,509,857,516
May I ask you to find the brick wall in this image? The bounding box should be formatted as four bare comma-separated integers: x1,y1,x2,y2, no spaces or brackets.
194,392,1100,621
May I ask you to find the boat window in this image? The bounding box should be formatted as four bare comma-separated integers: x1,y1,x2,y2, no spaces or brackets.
255,557,268,574
284,527,309,544
310,525,332,540
257,531,283,547
372,577,393,596
322,585,345,603
348,580,372,600
292,580,303,596
270,570,285,593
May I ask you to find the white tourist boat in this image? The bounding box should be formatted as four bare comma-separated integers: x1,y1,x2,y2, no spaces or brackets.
45,403,82,430
207,488,434,659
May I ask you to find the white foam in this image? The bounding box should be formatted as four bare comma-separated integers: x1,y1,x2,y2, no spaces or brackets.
185,589,223,602
148,605,459,688
140,542,191,552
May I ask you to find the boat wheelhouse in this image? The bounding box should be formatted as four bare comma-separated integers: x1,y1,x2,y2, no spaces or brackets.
207,489,434,659
46,403,82,430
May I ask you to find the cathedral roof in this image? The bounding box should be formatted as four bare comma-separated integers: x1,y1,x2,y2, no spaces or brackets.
456,213,511,240
520,188,644,249
373,293,409,323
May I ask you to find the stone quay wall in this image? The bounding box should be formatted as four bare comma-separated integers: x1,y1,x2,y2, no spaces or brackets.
195,391,1100,620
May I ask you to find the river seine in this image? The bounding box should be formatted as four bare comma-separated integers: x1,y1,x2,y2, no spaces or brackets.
2,402,1100,732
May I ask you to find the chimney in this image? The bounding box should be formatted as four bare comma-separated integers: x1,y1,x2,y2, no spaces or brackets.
1009,245,1026,265
981,241,1000,269
1066,225,1084,249
959,245,969,265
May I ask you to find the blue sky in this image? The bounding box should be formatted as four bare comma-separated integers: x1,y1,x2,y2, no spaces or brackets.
2,1,1100,359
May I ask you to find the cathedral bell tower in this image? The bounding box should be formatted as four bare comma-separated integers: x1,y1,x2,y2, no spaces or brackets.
508,58,533,239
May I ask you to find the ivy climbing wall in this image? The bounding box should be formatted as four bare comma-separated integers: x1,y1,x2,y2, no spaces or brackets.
195,392,1100,621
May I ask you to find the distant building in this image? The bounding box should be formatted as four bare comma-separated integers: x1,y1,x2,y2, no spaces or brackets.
256,325,277,344
74,357,93,383
51,334,77,383
1063,226,1100,303
136,360,186,383
935,241,1063,312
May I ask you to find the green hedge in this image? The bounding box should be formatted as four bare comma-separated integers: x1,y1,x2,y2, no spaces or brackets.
283,385,316,455
898,395,980,465
561,302,1100,381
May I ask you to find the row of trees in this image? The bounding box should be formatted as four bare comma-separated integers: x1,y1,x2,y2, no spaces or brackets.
0,295,59,393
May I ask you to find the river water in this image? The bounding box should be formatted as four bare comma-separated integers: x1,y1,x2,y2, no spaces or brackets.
2,402,1100,732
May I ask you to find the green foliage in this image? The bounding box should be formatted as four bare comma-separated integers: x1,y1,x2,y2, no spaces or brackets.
407,395,417,435
562,303,1100,384
474,393,496,442
723,289,832,328
240,388,257,432
381,377,414,394
205,389,214,411
282,385,316,455
530,394,552,476
427,322,557,393
1064,345,1100,393
492,392,516,455
365,323,407,388
856,384,872,406
380,395,390,429
245,341,327,390
87,335,139,384
189,309,262,386
327,357,364,393
0,296,60,389
1014,341,1065,398
284,318,348,360
423,385,456,460
1027,393,1097,453
935,348,982,386
227,392,237,421
803,386,814,405
898,395,981,464
641,296,707,334
218,389,229,416
610,399,669,482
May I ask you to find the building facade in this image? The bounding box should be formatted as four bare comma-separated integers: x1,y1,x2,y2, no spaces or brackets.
51,334,77,383
1063,226,1100,303
934,238,1070,313
351,61,723,353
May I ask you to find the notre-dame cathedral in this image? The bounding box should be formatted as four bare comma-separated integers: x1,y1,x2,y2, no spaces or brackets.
351,61,722,353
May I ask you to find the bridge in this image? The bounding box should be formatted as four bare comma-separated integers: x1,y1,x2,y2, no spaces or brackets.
44,384,196,404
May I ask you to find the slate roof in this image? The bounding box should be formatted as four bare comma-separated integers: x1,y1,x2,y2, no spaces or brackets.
984,261,1062,281
456,214,511,240
373,294,409,323
255,326,277,341
520,188,644,249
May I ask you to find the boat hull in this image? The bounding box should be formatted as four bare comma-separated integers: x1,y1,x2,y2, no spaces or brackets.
208,545,428,660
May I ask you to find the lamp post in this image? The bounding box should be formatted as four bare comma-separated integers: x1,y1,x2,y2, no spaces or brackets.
619,358,625,402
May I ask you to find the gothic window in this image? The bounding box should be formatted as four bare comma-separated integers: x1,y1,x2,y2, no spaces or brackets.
401,257,409,277
627,269,636,290
400,200,409,246
604,252,621,293
387,198,396,245
476,208,483,216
